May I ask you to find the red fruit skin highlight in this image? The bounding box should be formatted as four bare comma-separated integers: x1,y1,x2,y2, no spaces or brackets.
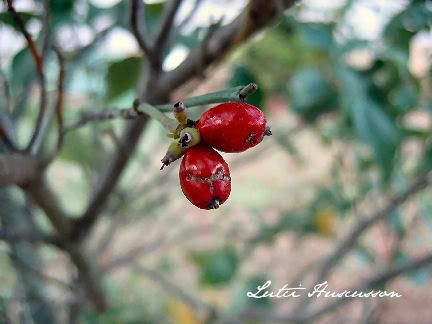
197,102,267,153
179,145,231,210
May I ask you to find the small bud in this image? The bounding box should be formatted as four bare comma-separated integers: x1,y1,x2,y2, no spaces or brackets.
174,101,188,126
160,141,184,170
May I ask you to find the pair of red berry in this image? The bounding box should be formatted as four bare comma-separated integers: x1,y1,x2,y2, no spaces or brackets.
161,101,271,210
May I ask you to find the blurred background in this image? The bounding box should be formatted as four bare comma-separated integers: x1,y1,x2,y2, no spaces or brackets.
0,0,432,323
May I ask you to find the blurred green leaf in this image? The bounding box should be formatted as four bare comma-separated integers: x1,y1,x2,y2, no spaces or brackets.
58,130,97,168
145,1,165,35
231,275,273,312
106,56,142,101
351,99,401,180
288,67,335,121
401,2,432,32
190,247,238,286
392,86,418,112
298,23,334,51
395,252,430,286
388,211,405,237
49,0,74,25
175,28,204,50
10,48,34,92
229,65,265,109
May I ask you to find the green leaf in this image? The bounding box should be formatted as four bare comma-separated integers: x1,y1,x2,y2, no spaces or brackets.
288,67,335,121
145,1,165,35
106,56,142,101
299,23,334,51
388,211,405,237
175,28,204,49
392,86,418,112
351,99,401,180
190,247,238,286
229,65,265,109
49,0,74,26
231,276,273,312
58,130,97,168
10,48,34,94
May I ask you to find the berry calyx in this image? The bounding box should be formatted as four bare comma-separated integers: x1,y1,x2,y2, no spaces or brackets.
179,144,231,210
197,102,269,153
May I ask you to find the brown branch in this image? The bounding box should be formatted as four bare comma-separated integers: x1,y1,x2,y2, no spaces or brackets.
43,47,66,167
62,106,146,134
153,0,183,57
159,0,298,91
295,172,432,316
0,230,61,247
316,173,432,284
133,263,216,317
7,0,48,154
23,177,108,312
0,154,40,186
129,0,159,67
6,0,43,75
304,252,432,322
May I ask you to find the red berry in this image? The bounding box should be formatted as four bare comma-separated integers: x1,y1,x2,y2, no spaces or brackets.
197,102,270,153
179,144,231,210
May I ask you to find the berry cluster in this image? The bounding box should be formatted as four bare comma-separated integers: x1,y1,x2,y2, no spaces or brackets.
161,99,271,210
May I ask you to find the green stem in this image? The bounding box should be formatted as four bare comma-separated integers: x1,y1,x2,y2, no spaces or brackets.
156,85,248,112
64,84,258,133
137,103,177,130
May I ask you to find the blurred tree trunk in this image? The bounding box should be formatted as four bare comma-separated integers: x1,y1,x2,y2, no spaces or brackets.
0,189,56,324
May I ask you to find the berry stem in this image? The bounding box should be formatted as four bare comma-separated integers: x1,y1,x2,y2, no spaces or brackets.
238,83,258,102
64,84,259,133
135,101,178,131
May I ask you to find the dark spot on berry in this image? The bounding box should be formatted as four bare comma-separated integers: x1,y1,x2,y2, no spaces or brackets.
246,132,256,144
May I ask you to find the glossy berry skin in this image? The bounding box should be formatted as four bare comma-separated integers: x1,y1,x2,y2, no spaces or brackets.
180,145,231,210
197,102,267,153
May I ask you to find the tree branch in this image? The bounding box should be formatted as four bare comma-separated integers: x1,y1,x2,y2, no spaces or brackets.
304,252,432,322
0,154,40,187
317,173,432,284
153,0,183,58
23,177,108,312
295,172,432,315
159,0,298,91
6,0,43,75
63,84,252,133
129,0,159,67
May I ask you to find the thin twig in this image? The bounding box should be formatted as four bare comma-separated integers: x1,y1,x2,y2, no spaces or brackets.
304,252,432,322
63,84,252,133
295,173,432,315
153,0,183,57
41,0,51,58
42,47,66,166
6,0,43,75
133,262,215,315
0,230,60,247
104,224,211,272
10,251,73,291
6,0,49,154
129,0,158,67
